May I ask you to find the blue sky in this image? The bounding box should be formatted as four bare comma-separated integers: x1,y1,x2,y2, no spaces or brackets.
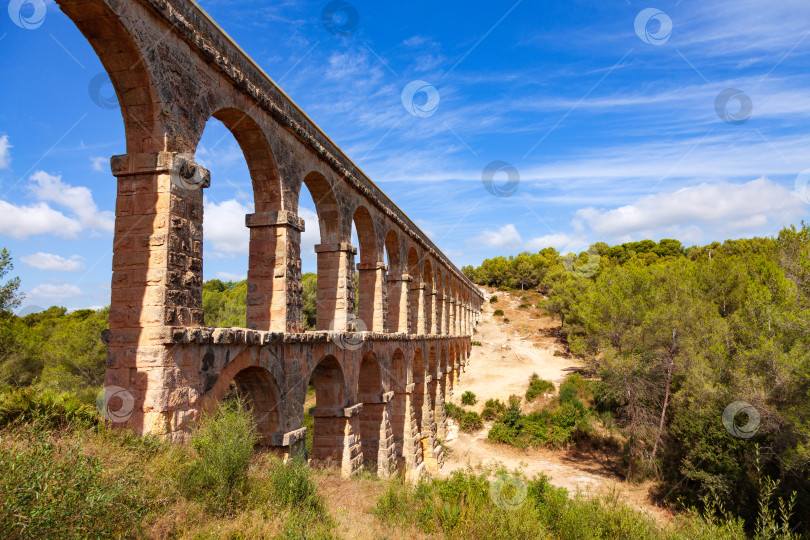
1,0,809,310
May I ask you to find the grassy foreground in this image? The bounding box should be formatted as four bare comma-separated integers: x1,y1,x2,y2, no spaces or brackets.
0,387,792,539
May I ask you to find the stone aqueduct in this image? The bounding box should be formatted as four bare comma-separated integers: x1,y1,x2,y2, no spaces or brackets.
55,0,484,477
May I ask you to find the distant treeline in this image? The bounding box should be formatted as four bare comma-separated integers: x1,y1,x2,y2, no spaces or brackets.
464,225,810,532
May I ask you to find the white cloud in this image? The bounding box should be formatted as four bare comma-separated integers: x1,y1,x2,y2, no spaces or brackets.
0,171,114,239
475,224,523,249
573,177,804,243
29,283,83,300
216,271,246,281
204,197,252,255
90,156,107,172
0,135,10,169
525,233,577,252
0,200,82,239
30,171,114,232
21,252,85,272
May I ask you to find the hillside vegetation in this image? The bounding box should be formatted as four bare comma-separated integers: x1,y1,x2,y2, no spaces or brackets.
463,225,810,534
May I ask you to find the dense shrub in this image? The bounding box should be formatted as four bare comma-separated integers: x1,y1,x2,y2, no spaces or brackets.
525,373,555,402
490,296,498,303
493,309,504,316
0,386,99,429
481,398,506,420
461,391,477,406
178,398,258,512
471,340,482,346
518,303,530,309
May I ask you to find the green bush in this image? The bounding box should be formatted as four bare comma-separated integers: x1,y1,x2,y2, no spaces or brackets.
481,398,506,421
471,340,482,346
525,373,555,402
445,402,464,420
458,411,483,432
490,296,498,303
0,386,100,429
502,318,510,323
179,398,258,512
461,391,477,406
493,309,504,316
0,426,153,538
518,303,530,309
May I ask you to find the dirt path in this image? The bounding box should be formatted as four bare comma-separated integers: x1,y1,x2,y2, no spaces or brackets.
441,287,669,523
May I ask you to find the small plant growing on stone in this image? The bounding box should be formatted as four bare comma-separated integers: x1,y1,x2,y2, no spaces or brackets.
461,391,477,406
493,309,504,316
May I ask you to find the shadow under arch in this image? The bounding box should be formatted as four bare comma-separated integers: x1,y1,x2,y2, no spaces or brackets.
357,350,389,473
204,351,281,445
309,354,348,463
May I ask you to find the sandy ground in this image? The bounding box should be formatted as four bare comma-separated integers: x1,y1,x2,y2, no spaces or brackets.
441,287,669,523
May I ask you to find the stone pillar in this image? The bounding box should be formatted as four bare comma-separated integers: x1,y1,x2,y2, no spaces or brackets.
357,262,387,332
434,374,447,442
444,296,451,335
454,300,461,335
314,243,356,331
386,273,411,333
245,211,304,332
106,152,207,440
408,281,426,334
428,289,438,334
358,391,396,477
413,374,437,472
310,403,364,477
435,294,444,335
390,382,424,481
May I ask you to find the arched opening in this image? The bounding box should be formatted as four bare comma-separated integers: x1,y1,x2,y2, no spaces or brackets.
298,173,343,331
389,349,409,469
384,231,405,333
407,248,420,333
206,353,281,446
352,206,380,332
358,351,390,473
58,0,157,154
423,260,434,334
309,355,346,463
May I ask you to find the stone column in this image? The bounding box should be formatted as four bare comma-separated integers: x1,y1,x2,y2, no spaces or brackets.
358,390,396,477
428,289,438,334
444,296,451,335
386,273,411,333
454,300,461,335
357,262,387,332
314,243,356,331
413,374,437,472
245,211,304,332
390,382,423,481
434,374,447,441
106,152,206,440
408,281,426,334
310,403,364,477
